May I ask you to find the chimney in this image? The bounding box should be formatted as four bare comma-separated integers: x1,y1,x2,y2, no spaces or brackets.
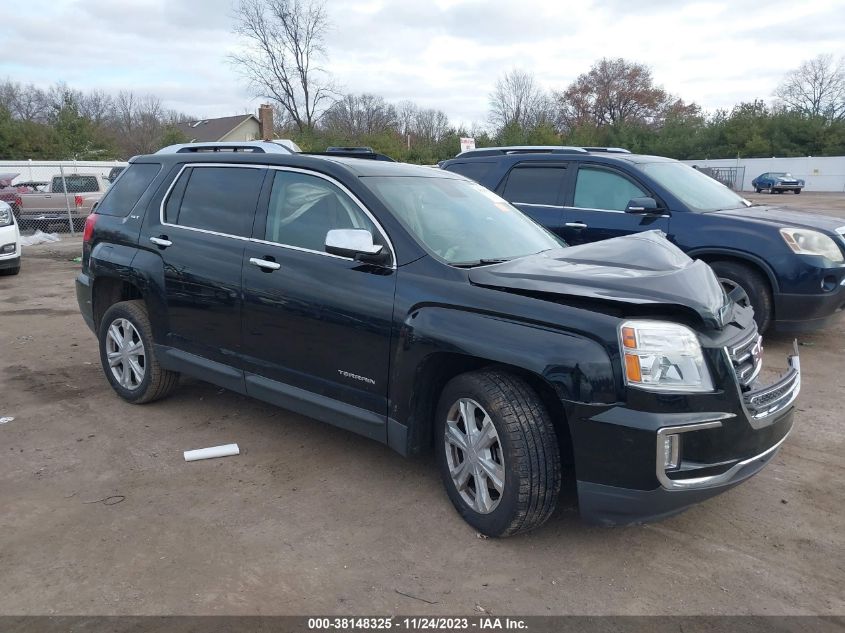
258,103,273,141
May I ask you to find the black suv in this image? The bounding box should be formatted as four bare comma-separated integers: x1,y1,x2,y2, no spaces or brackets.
77,142,800,536
441,146,845,333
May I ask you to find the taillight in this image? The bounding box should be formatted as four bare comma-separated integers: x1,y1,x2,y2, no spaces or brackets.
74,195,84,208
82,213,97,243
14,195,22,207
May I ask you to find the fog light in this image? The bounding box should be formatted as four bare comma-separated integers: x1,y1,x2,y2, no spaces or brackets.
662,433,680,470
1,243,14,254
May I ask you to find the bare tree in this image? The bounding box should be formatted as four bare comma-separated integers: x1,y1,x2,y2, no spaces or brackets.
555,58,670,131
230,0,335,132
322,93,398,137
0,80,50,122
413,108,450,145
488,69,552,132
775,54,845,121
396,100,418,138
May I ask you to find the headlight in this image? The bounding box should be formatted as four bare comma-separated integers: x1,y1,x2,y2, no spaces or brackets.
619,320,714,393
779,228,844,263
0,204,12,227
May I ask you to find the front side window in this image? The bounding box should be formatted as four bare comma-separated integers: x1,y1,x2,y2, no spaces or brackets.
365,176,561,266
264,170,380,253
166,166,264,237
501,166,567,206
573,167,647,211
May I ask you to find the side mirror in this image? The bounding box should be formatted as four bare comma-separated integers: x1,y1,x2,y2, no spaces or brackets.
325,229,388,263
625,197,660,214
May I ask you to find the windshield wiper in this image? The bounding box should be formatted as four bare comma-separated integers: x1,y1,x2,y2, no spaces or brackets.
451,258,511,268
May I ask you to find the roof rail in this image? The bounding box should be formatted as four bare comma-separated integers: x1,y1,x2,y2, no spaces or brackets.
456,146,589,158
581,146,631,154
303,146,396,162
155,141,294,155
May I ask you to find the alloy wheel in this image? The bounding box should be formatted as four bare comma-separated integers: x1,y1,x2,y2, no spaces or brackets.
444,397,505,514
105,318,146,390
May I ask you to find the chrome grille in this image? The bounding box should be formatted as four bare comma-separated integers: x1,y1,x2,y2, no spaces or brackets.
727,328,763,390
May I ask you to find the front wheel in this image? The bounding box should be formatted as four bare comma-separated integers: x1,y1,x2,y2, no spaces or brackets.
794,189,801,194
98,300,179,404
436,370,561,537
710,260,773,333
755,187,762,193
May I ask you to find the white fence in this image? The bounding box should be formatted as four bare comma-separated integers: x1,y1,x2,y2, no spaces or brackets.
681,156,845,192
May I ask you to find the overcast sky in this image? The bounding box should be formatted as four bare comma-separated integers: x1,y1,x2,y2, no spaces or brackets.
1,0,843,127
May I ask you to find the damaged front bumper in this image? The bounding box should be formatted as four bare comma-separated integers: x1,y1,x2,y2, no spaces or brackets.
571,345,800,526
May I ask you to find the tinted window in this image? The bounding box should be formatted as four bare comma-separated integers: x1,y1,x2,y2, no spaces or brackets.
638,162,750,212
444,161,495,183
52,175,99,193
169,166,263,237
265,170,379,253
501,167,566,205
96,163,161,217
574,167,646,211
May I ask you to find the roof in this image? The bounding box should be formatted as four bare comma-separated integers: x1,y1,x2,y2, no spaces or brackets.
174,114,259,142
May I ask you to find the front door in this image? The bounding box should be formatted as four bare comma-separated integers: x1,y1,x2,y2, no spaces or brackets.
240,168,397,439
560,164,669,245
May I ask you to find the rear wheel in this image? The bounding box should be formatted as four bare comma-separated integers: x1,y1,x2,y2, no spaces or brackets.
0,262,20,276
98,300,179,403
794,189,801,194
710,260,773,333
436,370,561,537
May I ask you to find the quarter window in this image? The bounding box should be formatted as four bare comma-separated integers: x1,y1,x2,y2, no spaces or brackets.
97,163,160,217
573,167,647,211
501,167,566,206
166,166,263,237
264,170,380,254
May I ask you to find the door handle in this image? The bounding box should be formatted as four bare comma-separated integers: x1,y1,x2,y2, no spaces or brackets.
565,222,588,229
150,236,172,248
249,257,281,271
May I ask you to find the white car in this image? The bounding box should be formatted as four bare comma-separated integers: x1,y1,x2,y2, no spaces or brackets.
0,201,21,276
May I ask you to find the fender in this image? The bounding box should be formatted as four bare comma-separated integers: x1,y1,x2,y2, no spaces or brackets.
686,246,781,293
387,305,618,455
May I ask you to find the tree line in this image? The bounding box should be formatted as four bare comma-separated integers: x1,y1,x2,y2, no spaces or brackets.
2,0,844,163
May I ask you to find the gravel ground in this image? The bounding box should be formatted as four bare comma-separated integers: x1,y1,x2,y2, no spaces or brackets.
0,194,843,616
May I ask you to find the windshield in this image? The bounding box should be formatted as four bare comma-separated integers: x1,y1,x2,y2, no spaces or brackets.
364,176,562,265
639,162,751,212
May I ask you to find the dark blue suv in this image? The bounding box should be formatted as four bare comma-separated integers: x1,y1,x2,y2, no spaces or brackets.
441,146,845,333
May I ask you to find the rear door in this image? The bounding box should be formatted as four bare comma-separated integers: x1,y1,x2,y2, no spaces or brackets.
496,162,570,236
560,163,669,245
143,163,266,371
240,167,397,439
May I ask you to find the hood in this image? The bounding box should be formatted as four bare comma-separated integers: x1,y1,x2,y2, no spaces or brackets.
712,205,845,233
469,231,730,329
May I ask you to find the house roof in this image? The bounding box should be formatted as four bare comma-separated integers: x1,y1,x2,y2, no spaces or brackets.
174,114,259,142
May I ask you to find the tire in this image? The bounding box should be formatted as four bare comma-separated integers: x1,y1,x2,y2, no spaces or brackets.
98,300,179,404
0,263,20,276
436,370,561,537
794,189,801,194
755,187,762,193
709,260,773,333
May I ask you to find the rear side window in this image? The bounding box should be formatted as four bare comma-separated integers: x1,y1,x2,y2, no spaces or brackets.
97,163,161,217
165,166,264,237
52,175,99,193
501,166,567,206
443,161,494,183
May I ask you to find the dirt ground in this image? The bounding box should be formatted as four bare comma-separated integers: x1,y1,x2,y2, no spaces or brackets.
1,193,844,616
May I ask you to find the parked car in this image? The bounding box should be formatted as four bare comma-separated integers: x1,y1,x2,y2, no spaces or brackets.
0,201,21,275
440,147,845,333
17,173,110,230
752,172,805,194
0,173,43,220
76,142,800,536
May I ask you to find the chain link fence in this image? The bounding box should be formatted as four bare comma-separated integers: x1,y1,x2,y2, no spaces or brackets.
0,161,127,236
696,166,746,191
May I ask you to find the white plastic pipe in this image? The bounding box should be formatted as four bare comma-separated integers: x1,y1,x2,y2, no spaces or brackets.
184,443,240,462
